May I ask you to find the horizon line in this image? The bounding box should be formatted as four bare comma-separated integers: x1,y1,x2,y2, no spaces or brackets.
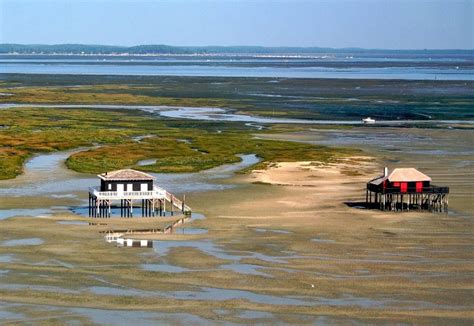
1,43,473,52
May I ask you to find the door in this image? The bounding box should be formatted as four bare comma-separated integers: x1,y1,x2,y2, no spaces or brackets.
117,184,124,195
400,182,408,193
140,183,148,192
416,182,423,192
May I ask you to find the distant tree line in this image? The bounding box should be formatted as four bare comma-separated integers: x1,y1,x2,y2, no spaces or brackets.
0,43,471,55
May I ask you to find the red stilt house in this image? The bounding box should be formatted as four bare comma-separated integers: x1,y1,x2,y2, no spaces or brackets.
366,167,449,212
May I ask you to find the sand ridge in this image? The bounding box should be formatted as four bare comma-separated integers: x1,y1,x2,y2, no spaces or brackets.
246,156,378,187
219,156,387,221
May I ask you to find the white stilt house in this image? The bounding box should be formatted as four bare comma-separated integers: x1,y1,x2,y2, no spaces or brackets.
88,169,190,218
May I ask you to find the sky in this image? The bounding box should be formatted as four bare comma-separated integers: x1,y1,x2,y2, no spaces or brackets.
0,0,472,49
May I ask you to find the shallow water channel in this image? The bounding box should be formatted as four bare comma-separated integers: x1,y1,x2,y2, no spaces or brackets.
0,105,472,323
0,150,259,219
2,103,472,126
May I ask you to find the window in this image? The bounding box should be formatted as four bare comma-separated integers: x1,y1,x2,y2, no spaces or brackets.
108,184,112,190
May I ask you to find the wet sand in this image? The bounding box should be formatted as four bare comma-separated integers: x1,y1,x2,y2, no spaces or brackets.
0,151,260,219
0,152,472,324
256,127,474,215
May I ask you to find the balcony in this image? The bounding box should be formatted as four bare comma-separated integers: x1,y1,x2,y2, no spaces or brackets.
367,184,449,194
89,185,168,200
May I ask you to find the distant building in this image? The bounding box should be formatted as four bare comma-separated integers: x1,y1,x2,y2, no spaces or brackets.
366,167,449,212
88,169,190,218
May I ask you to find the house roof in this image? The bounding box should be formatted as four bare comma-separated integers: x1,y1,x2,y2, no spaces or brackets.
369,168,431,185
98,169,156,181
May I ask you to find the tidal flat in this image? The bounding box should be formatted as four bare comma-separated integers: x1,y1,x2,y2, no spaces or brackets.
1,74,473,121
0,159,472,324
0,75,472,324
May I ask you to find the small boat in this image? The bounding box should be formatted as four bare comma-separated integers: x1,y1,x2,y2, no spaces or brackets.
362,117,376,124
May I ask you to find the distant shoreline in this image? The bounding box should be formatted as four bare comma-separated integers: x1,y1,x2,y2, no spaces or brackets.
1,44,473,56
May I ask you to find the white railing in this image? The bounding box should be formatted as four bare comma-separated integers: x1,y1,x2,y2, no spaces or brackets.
89,184,191,212
164,191,192,213
89,185,167,200
153,185,190,212
153,185,168,198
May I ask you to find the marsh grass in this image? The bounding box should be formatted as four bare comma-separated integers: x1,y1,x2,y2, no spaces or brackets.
0,106,358,179
0,85,234,108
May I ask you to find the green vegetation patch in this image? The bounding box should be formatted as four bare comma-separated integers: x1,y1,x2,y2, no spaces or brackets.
0,85,234,109
0,148,30,180
0,106,358,179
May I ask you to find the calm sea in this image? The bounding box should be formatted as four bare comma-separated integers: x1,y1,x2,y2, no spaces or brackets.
1,56,473,80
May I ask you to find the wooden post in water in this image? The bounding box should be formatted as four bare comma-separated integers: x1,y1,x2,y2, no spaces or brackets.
170,197,174,216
